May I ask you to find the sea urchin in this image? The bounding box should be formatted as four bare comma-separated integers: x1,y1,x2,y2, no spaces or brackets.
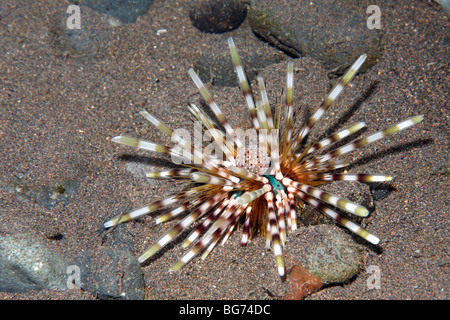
104,38,423,279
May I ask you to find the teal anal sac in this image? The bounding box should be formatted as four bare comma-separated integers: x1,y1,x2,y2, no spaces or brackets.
264,175,287,196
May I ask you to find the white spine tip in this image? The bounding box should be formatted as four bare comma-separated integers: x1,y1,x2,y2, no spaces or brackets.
111,136,121,143
367,234,380,245
278,267,285,278
103,221,114,229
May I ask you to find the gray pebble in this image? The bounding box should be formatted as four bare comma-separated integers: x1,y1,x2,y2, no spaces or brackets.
72,247,144,300
248,0,382,72
189,0,247,34
0,235,69,293
285,224,364,285
69,0,154,24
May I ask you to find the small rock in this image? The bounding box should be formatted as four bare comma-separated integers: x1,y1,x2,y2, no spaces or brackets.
49,6,110,60
189,0,247,34
0,235,69,293
69,0,154,24
285,224,364,285
1,175,79,208
248,0,382,72
72,247,144,299
433,0,450,18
